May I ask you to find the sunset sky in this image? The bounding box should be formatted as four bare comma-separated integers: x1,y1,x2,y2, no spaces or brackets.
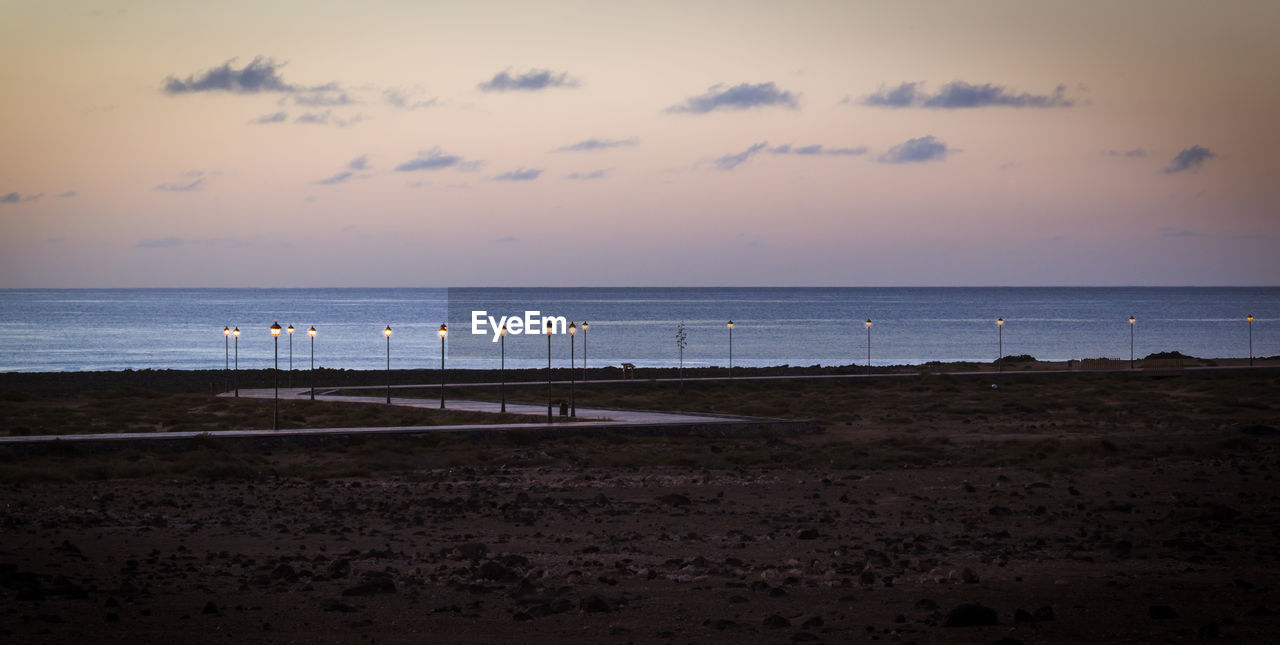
2,0,1277,287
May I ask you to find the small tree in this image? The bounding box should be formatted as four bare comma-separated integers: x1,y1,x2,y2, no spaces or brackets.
675,322,688,383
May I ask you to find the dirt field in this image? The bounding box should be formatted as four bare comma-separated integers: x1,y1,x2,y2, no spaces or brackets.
2,368,1278,643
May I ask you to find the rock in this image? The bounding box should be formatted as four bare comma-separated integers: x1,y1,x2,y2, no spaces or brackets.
580,595,614,613
341,579,396,596
326,558,352,579
657,494,692,507
202,601,219,615
961,567,979,584
944,603,998,627
271,564,297,581
762,614,791,628
1236,424,1278,436
477,560,517,582
790,632,820,642
795,528,820,540
1148,605,1179,620
452,543,488,561
915,599,939,611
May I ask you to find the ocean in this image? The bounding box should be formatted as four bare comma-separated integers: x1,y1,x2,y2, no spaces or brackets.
0,287,1274,373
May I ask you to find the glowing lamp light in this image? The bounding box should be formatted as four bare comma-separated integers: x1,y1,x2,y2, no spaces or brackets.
232,327,240,338
384,325,392,337
569,322,577,335
308,326,316,337
270,322,282,337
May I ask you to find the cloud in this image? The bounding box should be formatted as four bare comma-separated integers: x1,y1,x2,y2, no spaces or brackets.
155,172,205,192
714,142,768,171
137,237,185,248
477,68,579,92
395,148,466,172
877,136,949,164
566,169,611,180
56,190,77,198
314,171,353,185
295,111,329,124
164,57,293,94
291,84,352,106
666,82,799,114
493,168,543,181
384,87,437,109
347,155,369,170
768,144,867,156
251,111,288,124
860,82,920,107
861,81,1074,109
553,138,638,152
1103,147,1147,158
1164,145,1217,174
1,192,42,204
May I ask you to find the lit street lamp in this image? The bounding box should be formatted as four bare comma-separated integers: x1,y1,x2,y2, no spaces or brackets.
271,322,282,430
865,319,872,376
224,327,231,394
1129,316,1136,369
727,320,734,378
233,327,240,397
582,322,589,382
438,323,447,409
287,324,294,388
569,322,577,417
546,319,553,423
1247,314,1254,367
997,318,1004,372
308,326,316,401
384,325,392,404
500,325,507,413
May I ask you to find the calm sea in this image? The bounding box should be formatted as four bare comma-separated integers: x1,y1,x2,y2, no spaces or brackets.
0,287,1274,372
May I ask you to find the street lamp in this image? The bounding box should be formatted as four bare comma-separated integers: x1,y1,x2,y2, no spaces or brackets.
569,322,577,417
727,320,734,378
1129,316,1136,369
500,325,507,413
546,319,554,423
384,325,392,404
308,326,316,401
582,322,589,382
270,322,282,430
232,327,240,397
224,325,231,391
996,318,1004,372
865,319,872,376
438,323,447,409
1247,314,1254,367
287,324,294,388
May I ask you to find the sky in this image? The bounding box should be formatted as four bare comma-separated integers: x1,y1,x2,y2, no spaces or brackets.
1,0,1278,287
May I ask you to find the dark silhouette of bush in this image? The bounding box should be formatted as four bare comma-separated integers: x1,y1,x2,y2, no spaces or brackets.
995,354,1036,364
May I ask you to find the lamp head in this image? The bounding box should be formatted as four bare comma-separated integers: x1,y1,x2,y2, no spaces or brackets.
438,323,447,338
1129,316,1135,325
224,326,230,336
546,320,553,334
500,326,507,337
270,322,282,337
308,326,316,337
1247,314,1253,322
997,317,1004,326
582,322,588,331
569,322,576,335
287,324,294,335
727,320,734,329
866,319,872,328
232,327,239,338
384,325,392,337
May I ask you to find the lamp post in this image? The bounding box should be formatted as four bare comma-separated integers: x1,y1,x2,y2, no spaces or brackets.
384,325,392,404
569,322,577,417
727,320,734,378
500,325,507,413
1247,314,1254,367
224,325,231,391
287,324,294,388
232,327,240,397
546,319,553,423
270,322,282,430
865,319,872,376
1129,316,1136,369
582,322,589,382
997,318,1004,372
308,326,316,401
438,323,447,409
